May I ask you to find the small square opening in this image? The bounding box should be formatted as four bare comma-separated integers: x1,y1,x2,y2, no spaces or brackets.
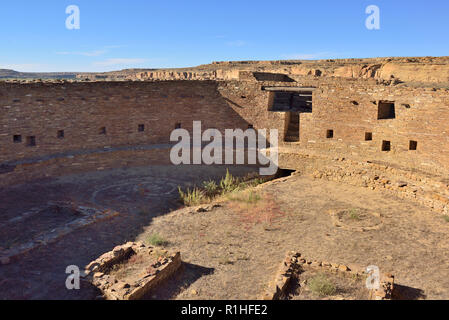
138,124,145,132
175,123,182,129
248,124,254,129
381,140,391,152
13,135,22,143
57,130,65,139
365,132,373,141
326,130,334,139
409,140,418,151
99,127,107,135
26,136,36,147
378,101,396,119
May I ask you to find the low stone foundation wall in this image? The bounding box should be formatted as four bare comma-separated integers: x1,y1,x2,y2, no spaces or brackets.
85,242,181,300
280,151,449,216
262,252,394,300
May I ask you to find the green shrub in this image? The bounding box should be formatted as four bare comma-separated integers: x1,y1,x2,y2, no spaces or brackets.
178,187,206,206
147,233,168,247
348,208,361,221
308,274,337,297
179,169,269,207
443,215,449,223
220,169,239,193
203,180,218,198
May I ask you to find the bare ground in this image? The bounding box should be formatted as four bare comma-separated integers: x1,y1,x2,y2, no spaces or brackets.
138,174,449,300
0,165,257,300
289,269,370,300
1,167,448,300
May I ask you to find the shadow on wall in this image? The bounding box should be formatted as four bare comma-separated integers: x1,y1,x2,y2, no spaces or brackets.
253,72,295,82
0,81,276,184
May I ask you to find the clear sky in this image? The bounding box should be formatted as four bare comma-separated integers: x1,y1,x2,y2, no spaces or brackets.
0,0,448,72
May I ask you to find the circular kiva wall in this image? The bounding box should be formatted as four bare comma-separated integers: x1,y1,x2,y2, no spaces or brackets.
0,81,253,186
1,77,449,186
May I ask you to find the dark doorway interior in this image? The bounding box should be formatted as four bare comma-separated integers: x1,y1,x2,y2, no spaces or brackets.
271,91,313,112
284,112,300,142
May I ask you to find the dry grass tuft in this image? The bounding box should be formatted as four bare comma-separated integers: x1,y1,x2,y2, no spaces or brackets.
147,233,169,247
308,273,337,297
178,169,271,207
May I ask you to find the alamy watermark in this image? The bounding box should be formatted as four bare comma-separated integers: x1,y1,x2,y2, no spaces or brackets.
365,265,381,289
365,5,380,30
64,5,378,31
66,5,80,30
65,265,80,290
169,121,278,176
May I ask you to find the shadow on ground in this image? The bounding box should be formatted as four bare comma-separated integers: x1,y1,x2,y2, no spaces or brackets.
0,165,257,300
144,262,215,300
392,284,427,300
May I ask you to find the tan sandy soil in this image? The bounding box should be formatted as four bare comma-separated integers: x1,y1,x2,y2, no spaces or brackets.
1,167,448,300
138,174,449,300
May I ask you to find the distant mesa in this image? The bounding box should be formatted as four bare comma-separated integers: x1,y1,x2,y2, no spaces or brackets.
1,56,449,86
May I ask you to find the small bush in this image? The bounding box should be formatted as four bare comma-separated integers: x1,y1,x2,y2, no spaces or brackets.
220,169,239,193
308,274,337,297
203,180,218,198
147,233,168,247
443,215,449,223
179,169,270,207
178,187,206,206
348,208,361,221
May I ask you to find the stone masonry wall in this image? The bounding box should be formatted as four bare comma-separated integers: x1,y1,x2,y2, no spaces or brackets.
0,80,249,164
217,77,449,175
301,83,449,173
1,76,448,186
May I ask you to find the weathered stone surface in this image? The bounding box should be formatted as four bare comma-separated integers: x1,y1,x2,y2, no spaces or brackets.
263,252,395,300
85,242,181,300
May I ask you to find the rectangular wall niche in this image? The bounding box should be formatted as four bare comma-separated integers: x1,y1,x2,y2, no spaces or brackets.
175,123,182,129
99,127,107,135
57,130,65,139
13,135,22,143
326,130,334,139
26,136,36,147
138,124,145,132
270,91,313,112
381,140,391,152
409,140,418,150
378,101,396,119
365,132,373,141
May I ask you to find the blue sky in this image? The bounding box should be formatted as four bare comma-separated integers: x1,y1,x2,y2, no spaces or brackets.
0,0,448,72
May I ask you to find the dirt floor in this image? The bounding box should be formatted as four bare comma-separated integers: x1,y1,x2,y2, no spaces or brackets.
1,165,448,300
0,165,257,299
138,173,449,300
289,269,370,300
109,251,159,284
